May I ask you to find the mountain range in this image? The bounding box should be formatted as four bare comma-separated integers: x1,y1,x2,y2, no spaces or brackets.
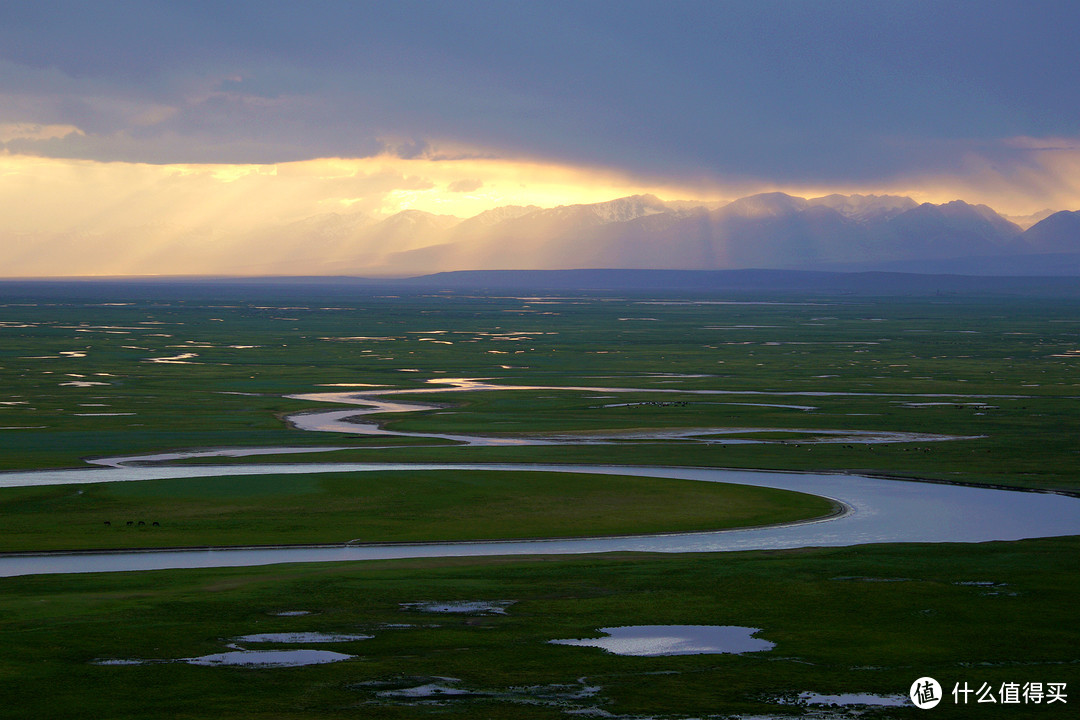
8,191,1077,277
270,192,1080,276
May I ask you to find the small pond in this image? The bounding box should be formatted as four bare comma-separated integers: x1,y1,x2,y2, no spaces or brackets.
187,649,353,667
549,625,775,656
233,632,371,643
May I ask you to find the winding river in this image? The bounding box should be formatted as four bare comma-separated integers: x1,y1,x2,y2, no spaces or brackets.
283,378,990,446
2,379,1078,577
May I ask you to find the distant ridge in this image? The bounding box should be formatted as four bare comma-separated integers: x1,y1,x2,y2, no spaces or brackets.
365,192,1080,277
2,269,1078,299
374,193,1041,275
4,190,1079,277
399,269,1080,296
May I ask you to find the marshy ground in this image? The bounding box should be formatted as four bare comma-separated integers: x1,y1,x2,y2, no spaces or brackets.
1,287,1077,718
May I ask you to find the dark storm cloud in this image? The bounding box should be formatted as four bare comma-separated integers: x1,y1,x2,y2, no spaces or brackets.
1,1,1078,184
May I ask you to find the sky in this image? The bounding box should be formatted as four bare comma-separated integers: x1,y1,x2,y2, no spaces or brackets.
1,1,1079,275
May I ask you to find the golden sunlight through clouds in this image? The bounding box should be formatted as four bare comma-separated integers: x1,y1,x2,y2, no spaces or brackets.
0,150,704,276
2,138,1080,277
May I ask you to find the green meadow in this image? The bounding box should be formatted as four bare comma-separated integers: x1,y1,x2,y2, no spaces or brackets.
1,291,1077,490
3,539,1077,719
0,469,835,552
1,286,1078,718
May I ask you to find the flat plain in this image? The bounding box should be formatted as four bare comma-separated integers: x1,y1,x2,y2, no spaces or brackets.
0,284,1077,719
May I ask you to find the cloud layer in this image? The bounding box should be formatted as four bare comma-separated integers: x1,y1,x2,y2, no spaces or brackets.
2,2,1079,184
2,1,1080,276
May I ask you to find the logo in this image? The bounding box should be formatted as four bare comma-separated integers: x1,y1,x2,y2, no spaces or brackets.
911,677,942,709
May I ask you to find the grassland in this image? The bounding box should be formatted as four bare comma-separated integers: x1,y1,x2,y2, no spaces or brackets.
0,469,835,552
2,537,1077,719
1,290,1077,490
1,284,1078,718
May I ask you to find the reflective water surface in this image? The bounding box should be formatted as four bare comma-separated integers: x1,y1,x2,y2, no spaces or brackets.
2,463,1078,577
2,376,1077,577
186,650,353,667
233,633,371,644
549,625,775,656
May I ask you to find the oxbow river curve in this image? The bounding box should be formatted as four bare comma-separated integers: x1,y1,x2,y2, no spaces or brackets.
1,378,1078,577
2,463,1079,577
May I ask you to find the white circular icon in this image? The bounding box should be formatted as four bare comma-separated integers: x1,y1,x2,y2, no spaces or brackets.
910,676,942,709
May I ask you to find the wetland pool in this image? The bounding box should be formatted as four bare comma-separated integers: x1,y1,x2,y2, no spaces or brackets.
549,625,775,656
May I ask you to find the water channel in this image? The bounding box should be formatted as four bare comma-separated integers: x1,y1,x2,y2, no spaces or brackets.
2,379,1078,577
3,463,1079,577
